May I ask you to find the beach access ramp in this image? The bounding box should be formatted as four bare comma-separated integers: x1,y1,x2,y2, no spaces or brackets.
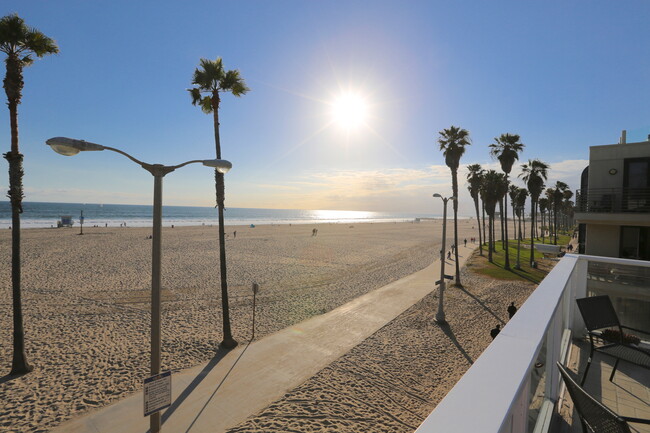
534,243,563,256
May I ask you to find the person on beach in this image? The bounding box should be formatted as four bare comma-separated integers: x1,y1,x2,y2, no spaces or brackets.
447,250,451,260
507,302,517,319
464,238,467,247
490,324,501,340
234,230,237,238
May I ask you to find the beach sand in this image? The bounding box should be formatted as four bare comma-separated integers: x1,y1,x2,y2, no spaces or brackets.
225,266,537,433
1,219,497,432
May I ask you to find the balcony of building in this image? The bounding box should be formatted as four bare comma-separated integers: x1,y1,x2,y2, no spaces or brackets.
576,188,650,225
414,254,650,433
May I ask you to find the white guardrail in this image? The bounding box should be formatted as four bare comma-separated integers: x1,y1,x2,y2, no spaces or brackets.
415,254,650,433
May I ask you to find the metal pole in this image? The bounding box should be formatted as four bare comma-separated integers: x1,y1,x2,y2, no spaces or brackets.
436,198,448,324
150,173,163,433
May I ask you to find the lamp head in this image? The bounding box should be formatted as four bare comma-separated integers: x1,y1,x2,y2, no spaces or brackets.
46,137,105,156
450,196,457,201
202,159,232,174
433,193,442,198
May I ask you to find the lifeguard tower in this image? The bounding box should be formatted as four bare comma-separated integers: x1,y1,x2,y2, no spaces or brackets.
57,215,74,228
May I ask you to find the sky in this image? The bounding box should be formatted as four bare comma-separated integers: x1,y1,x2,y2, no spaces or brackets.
1,0,649,216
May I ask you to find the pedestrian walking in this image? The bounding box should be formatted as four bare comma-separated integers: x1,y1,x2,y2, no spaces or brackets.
464,238,467,247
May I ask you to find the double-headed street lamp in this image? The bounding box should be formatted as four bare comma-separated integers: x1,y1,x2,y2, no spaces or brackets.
46,137,232,433
432,193,456,325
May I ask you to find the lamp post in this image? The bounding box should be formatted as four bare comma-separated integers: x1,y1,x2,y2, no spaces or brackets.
46,137,231,433
433,193,456,325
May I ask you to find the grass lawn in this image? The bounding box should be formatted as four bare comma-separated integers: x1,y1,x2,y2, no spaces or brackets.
466,233,572,284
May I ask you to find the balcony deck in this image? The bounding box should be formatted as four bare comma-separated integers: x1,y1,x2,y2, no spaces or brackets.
555,340,650,432
415,254,650,433
552,341,650,433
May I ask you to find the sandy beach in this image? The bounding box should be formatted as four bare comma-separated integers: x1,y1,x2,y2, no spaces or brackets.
2,219,498,432
225,266,537,433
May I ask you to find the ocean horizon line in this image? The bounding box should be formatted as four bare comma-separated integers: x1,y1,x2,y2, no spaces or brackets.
0,201,474,229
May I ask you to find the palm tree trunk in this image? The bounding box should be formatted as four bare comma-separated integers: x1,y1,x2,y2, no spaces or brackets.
529,200,536,267
488,214,493,263
492,212,497,252
5,107,32,374
553,204,558,245
499,199,504,244
474,198,483,256
506,200,517,237
503,176,510,270
516,211,522,269
212,103,237,349
451,168,461,286
522,212,526,240
482,201,486,246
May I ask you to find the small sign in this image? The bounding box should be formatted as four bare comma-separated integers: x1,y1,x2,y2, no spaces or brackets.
143,371,171,417
444,275,454,280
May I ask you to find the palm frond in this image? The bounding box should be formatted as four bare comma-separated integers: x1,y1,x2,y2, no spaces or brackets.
0,14,58,60
188,87,203,106
222,69,249,96
200,95,213,114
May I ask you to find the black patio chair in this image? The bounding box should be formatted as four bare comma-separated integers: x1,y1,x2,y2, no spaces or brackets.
576,295,650,386
557,362,650,433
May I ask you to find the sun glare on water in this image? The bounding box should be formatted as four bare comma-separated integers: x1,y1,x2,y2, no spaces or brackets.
330,92,369,131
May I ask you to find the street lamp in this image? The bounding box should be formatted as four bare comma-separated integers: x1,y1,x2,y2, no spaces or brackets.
432,193,456,325
46,137,231,433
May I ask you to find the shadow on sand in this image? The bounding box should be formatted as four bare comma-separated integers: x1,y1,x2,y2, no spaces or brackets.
456,285,506,326
146,340,253,433
439,323,474,365
0,372,27,385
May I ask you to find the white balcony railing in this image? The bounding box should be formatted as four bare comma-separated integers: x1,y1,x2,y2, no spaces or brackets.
415,254,650,433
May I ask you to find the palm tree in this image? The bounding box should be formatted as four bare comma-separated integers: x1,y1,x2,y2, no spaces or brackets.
1,14,58,375
551,182,569,245
539,196,549,244
508,184,518,237
495,173,508,252
189,57,249,349
481,170,502,263
438,126,471,286
489,133,525,271
467,164,484,256
514,187,528,270
520,159,549,267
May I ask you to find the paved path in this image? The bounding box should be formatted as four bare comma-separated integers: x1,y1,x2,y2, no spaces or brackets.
55,245,476,433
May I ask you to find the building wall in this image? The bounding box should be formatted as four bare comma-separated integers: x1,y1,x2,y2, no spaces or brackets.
585,224,619,257
588,140,650,190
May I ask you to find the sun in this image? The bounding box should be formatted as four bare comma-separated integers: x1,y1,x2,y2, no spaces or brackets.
330,92,369,131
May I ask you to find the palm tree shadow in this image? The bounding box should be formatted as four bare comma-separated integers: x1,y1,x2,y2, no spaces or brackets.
456,285,505,325
0,373,25,384
488,255,538,284
439,323,474,365
182,342,253,433
152,345,234,430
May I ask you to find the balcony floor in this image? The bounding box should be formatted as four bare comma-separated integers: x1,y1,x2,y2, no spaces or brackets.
554,339,650,432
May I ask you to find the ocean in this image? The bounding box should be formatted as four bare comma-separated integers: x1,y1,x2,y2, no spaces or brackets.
0,202,440,229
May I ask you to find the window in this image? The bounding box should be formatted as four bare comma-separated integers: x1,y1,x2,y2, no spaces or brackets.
619,226,650,260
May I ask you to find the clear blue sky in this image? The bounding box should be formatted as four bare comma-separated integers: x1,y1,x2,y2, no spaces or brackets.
1,0,649,215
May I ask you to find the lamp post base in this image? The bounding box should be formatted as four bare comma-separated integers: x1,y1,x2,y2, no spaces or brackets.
219,337,238,350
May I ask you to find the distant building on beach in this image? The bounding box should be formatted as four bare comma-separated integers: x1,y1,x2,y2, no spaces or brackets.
575,130,650,260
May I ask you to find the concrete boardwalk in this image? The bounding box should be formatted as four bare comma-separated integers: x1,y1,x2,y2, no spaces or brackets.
55,245,475,433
